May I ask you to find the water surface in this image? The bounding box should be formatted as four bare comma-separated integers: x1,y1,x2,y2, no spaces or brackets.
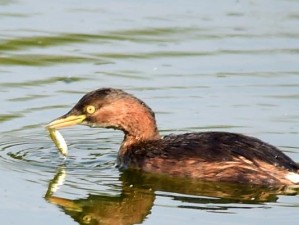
1,0,299,224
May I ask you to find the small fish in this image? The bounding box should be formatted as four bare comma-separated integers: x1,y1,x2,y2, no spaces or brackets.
48,128,68,157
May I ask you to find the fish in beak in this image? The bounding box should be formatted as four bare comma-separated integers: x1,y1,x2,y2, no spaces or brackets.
46,112,87,157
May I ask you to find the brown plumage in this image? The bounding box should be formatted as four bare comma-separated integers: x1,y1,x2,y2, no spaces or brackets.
47,88,299,186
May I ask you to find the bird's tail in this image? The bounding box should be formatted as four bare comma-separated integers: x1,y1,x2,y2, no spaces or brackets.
286,172,299,184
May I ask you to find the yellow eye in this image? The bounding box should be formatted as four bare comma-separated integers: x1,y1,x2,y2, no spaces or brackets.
85,105,96,114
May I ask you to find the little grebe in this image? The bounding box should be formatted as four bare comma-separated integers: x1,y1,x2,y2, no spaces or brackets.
47,88,299,186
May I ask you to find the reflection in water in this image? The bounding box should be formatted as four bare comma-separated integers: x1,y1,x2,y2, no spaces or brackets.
45,168,154,225
45,168,299,225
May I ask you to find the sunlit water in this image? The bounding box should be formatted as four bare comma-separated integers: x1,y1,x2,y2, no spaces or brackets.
1,0,299,224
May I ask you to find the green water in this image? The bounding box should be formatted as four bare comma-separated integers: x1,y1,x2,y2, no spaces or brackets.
1,0,299,224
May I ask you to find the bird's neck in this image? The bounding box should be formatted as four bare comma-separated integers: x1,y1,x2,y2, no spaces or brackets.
94,95,161,161
110,97,161,144
116,101,161,167
120,114,161,149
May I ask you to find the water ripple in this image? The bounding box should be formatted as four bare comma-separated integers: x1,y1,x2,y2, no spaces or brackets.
0,129,120,190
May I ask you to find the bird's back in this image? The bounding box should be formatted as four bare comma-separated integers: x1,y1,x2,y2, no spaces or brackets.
122,132,299,185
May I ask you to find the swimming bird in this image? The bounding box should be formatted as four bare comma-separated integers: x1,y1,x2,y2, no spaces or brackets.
47,88,299,186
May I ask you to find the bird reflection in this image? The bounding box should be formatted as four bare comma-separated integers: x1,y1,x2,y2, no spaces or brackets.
45,168,298,225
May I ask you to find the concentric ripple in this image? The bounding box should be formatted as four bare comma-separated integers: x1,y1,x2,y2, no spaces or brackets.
0,127,122,195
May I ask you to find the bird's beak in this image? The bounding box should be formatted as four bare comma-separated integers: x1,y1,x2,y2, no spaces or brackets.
46,114,86,129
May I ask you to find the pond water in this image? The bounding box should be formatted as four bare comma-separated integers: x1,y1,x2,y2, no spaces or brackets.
1,0,299,224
